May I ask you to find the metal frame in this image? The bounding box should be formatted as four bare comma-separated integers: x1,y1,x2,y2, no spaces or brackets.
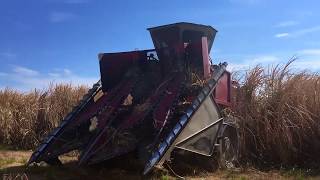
175,117,224,157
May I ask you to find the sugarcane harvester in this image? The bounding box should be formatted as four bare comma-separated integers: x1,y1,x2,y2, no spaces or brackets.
28,22,239,174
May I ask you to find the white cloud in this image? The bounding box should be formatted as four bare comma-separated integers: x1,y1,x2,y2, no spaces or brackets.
297,11,313,18
293,49,320,70
63,68,72,75
48,68,73,77
285,49,320,70
227,63,250,71
48,73,61,77
229,0,262,4
221,51,320,72
275,26,320,38
0,66,98,91
227,55,279,71
275,33,290,38
275,21,299,28
13,66,39,76
293,26,320,37
228,57,320,72
0,72,8,77
252,55,279,63
50,12,76,23
0,52,16,59
294,60,320,70
47,0,89,4
64,0,89,3
299,49,320,56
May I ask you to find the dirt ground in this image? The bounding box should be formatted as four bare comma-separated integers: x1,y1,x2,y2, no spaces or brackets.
0,150,319,180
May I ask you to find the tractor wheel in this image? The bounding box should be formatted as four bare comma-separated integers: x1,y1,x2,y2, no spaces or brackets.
218,125,239,169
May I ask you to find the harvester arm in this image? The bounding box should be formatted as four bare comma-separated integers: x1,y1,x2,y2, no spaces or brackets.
28,80,102,165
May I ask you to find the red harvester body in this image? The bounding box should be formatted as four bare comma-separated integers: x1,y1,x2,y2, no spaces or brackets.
28,22,239,174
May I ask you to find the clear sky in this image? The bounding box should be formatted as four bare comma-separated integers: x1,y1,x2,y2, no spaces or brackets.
1,0,320,91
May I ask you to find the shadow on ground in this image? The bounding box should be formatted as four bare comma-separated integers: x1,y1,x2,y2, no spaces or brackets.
0,152,220,180
0,161,147,180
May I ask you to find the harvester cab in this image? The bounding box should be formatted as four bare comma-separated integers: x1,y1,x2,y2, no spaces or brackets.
148,22,216,79
28,22,239,175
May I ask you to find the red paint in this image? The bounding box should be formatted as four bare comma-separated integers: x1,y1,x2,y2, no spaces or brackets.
120,77,172,129
153,75,182,129
99,50,150,92
214,71,231,107
202,37,211,79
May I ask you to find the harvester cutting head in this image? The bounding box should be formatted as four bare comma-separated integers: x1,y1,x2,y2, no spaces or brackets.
28,22,239,175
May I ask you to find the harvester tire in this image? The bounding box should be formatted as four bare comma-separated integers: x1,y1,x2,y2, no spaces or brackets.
218,124,239,169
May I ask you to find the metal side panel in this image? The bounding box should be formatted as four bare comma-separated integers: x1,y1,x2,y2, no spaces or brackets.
143,62,227,175
143,96,222,174
175,96,220,145
175,118,223,156
157,96,221,163
174,97,222,156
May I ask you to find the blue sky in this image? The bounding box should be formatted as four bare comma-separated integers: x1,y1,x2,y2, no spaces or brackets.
1,0,320,91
